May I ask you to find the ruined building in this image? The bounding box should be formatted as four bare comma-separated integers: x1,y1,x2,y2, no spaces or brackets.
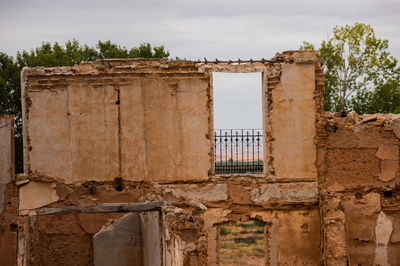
0,50,400,265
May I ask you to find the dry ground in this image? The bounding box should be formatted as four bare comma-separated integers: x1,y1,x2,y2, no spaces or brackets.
219,220,265,266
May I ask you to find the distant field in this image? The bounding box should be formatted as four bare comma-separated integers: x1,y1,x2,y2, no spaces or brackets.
219,220,265,266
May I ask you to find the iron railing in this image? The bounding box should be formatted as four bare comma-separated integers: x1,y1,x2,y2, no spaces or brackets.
214,129,263,174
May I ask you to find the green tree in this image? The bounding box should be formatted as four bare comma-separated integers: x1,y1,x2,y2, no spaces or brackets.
0,53,20,117
16,40,169,68
350,74,400,114
1,40,170,173
0,53,23,172
129,42,169,58
301,23,400,113
96,40,129,59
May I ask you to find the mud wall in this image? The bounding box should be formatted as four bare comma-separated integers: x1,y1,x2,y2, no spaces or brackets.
21,60,211,183
14,51,325,265
0,116,18,265
11,50,400,265
317,113,400,265
21,52,321,185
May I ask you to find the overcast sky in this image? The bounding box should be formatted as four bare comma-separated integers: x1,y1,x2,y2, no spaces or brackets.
1,0,399,128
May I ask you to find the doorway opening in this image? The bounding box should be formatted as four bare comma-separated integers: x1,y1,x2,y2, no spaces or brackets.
218,220,266,265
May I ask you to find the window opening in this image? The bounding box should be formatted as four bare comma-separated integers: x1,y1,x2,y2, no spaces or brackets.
213,72,263,174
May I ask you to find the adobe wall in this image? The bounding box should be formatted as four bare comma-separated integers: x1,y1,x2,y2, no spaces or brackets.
0,115,18,265
21,60,211,183
15,51,323,265
21,51,321,184
7,49,398,265
317,113,400,265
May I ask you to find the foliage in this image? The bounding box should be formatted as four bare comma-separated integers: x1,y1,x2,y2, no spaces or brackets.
255,227,264,234
16,40,169,67
350,75,400,114
301,23,400,113
16,40,98,67
0,53,20,119
219,225,229,236
238,220,264,228
129,42,169,58
0,40,170,173
0,53,23,171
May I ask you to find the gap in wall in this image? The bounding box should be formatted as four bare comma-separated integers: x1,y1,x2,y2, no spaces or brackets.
218,220,266,266
213,72,263,174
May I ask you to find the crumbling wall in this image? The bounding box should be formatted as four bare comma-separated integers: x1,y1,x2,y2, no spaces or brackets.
21,60,212,183
15,176,321,265
317,113,400,265
15,51,327,265
0,115,18,266
17,50,400,265
18,50,400,265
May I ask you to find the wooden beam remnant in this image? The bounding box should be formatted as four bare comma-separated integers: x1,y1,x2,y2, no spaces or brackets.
34,200,170,215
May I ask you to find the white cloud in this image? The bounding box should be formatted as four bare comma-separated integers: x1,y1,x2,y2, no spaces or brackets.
1,0,399,127
1,0,399,58
213,73,263,129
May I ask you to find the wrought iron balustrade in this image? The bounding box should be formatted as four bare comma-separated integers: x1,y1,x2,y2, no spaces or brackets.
214,129,263,174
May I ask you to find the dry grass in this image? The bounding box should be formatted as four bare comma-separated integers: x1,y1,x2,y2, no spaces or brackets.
219,221,265,266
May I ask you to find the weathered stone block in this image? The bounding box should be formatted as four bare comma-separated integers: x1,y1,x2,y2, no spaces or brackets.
68,85,119,183
0,117,12,185
343,193,381,241
343,193,381,265
94,213,144,266
162,183,228,202
24,67,211,183
120,78,211,181
376,143,399,182
0,116,13,213
268,63,317,179
28,90,70,179
326,129,382,149
325,148,380,188
392,118,400,138
19,182,59,210
274,209,321,265
292,51,319,64
249,182,318,204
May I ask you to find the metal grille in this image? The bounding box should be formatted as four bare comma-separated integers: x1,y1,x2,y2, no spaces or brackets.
214,129,263,174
